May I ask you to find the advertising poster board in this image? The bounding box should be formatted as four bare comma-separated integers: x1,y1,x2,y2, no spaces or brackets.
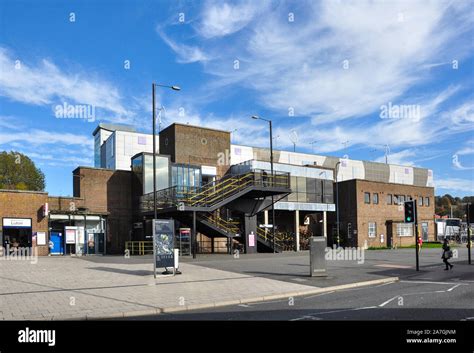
36,232,47,246
65,228,76,244
153,219,175,275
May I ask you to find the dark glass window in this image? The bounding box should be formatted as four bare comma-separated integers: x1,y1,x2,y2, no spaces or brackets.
373,193,379,204
364,192,370,204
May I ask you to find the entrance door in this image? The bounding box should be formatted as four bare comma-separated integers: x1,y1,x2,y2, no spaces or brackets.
86,233,105,255
421,222,429,241
50,232,64,255
386,221,393,248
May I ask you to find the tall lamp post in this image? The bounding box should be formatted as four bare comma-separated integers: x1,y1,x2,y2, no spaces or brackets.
152,83,180,221
251,115,276,253
334,161,341,247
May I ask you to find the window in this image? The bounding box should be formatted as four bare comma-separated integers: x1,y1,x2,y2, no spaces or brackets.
393,195,399,204
110,136,114,157
407,195,412,201
373,193,379,204
364,192,370,204
418,196,423,206
386,194,392,205
368,222,376,238
399,195,405,203
397,224,413,237
424,197,430,207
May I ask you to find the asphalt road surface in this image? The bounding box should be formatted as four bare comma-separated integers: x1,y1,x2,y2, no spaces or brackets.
120,249,474,320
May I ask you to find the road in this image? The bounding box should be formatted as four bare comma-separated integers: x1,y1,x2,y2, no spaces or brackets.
123,248,474,320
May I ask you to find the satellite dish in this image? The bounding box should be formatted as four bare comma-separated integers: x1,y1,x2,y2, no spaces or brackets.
289,130,299,144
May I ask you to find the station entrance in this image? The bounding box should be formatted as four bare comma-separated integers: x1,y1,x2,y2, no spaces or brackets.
1,218,33,249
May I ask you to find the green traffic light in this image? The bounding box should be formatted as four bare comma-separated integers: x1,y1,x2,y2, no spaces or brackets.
407,217,411,221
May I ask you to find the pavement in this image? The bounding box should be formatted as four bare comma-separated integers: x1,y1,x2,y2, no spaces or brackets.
0,247,470,320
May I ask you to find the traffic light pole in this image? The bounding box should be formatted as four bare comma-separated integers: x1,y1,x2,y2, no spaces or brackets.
415,221,419,271
467,203,471,265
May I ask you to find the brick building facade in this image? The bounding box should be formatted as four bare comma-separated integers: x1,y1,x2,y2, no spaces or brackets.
0,190,50,256
332,179,435,248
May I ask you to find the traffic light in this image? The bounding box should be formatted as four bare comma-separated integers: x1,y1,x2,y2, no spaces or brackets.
404,200,417,223
467,203,474,223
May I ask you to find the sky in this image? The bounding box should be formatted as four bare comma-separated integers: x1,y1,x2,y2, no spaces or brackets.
0,0,473,197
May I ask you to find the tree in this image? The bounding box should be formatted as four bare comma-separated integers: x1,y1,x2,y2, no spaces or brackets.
0,151,45,191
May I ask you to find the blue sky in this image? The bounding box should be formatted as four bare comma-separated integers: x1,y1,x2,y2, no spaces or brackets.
0,0,473,197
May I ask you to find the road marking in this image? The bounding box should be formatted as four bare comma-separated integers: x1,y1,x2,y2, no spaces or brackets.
375,264,412,269
379,296,400,307
238,304,251,308
447,284,461,292
291,315,322,321
400,280,467,285
299,306,378,317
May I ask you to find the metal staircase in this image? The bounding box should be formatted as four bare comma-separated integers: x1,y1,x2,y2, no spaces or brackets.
139,170,291,253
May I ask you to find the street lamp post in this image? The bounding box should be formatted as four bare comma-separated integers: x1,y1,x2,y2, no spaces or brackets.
334,161,341,248
251,115,276,253
152,83,180,221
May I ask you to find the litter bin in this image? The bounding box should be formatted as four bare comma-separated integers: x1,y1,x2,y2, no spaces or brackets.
310,236,327,277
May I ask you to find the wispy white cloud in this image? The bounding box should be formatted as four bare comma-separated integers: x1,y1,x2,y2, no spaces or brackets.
452,139,474,170
0,129,91,147
157,30,209,64
375,149,416,166
436,177,474,193
0,47,132,121
197,0,270,39
170,0,472,124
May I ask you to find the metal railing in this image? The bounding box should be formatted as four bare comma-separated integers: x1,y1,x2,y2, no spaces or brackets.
125,241,153,255
140,170,291,211
201,214,240,236
256,227,286,251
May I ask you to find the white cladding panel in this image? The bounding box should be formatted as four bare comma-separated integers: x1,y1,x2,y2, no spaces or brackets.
389,165,414,185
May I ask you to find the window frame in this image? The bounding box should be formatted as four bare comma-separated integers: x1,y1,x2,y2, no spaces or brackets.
364,192,371,204
372,193,379,204
368,222,377,238
397,223,413,237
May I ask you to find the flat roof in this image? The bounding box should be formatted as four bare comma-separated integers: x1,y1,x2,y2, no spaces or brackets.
92,123,137,136
338,178,435,189
232,144,432,172
161,122,231,134
0,189,48,195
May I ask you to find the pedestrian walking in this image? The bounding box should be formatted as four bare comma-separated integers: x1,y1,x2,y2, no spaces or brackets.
441,238,453,270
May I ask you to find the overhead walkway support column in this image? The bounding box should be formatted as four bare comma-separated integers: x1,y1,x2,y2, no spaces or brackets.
192,211,197,259
244,214,257,254
323,211,327,238
295,210,300,251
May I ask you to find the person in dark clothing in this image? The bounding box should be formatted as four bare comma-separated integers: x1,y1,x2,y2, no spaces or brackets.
262,171,268,187
442,238,454,270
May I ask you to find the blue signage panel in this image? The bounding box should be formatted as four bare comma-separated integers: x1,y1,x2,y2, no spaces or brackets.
153,219,175,269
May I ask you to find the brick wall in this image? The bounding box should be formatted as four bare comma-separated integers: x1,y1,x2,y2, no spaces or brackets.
160,124,231,178
353,180,435,248
73,167,132,254
0,190,49,256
